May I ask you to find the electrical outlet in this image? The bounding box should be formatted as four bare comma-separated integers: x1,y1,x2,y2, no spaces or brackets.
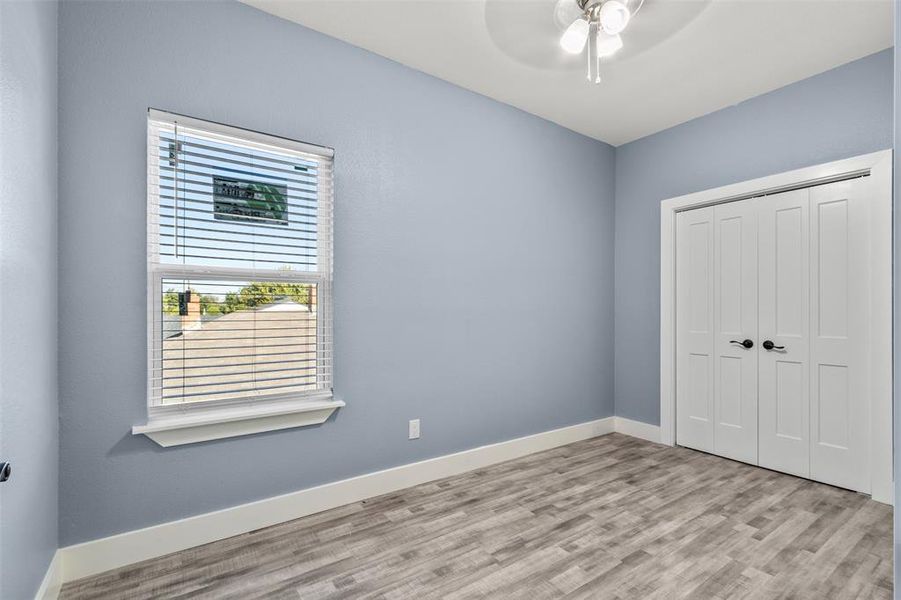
409,419,420,440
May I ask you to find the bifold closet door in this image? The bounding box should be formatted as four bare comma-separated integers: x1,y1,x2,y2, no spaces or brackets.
757,189,811,478
807,179,870,493
756,179,870,492
676,203,758,460
711,201,758,464
675,207,715,453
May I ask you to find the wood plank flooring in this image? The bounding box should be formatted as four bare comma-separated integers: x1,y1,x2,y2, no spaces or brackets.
60,433,893,599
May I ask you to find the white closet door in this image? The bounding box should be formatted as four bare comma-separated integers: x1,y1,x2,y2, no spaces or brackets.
712,201,758,464
808,178,870,493
676,207,715,453
758,189,810,478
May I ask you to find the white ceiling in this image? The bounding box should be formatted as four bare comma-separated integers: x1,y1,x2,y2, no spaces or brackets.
242,0,893,146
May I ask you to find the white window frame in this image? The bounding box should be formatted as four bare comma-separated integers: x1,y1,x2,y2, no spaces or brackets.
133,109,343,447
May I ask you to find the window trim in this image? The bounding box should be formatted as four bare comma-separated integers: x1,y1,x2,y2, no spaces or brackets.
132,396,345,447
134,109,338,446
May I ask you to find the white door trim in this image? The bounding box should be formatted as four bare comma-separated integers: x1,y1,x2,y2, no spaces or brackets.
660,149,893,504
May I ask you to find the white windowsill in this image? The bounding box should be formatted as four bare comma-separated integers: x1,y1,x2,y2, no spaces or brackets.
132,397,345,447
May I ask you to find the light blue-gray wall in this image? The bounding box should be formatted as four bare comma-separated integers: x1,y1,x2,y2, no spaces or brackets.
614,49,893,426
0,0,59,597
57,0,616,546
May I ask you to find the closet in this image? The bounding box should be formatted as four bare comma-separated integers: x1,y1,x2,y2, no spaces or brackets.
674,176,872,493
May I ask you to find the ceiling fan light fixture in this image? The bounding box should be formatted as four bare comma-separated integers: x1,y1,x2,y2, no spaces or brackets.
560,17,590,54
596,32,623,57
599,0,631,35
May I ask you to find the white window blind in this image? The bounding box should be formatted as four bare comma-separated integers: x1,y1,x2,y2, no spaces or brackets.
147,109,333,411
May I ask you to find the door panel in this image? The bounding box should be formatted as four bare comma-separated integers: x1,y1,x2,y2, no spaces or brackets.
808,179,869,492
758,189,810,478
774,206,806,338
775,360,805,439
676,208,715,452
712,202,758,464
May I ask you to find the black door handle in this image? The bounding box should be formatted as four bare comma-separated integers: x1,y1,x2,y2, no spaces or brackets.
762,340,785,350
729,339,754,349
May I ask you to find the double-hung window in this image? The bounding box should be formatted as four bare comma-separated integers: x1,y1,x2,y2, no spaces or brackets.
136,109,339,446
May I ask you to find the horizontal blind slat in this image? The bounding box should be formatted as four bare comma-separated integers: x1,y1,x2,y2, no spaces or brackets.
159,363,318,379
152,210,319,235
158,190,318,214
161,371,318,391
159,232,316,252
158,253,317,267
158,134,326,170
151,342,317,354
158,356,317,369
158,222,317,244
157,168,319,196
159,242,318,260
158,146,321,182
160,380,318,400
156,203,318,226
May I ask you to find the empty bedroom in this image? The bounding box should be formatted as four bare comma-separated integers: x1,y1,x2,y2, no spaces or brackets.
1,0,899,598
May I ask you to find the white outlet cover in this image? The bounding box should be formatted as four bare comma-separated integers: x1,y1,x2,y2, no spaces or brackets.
409,419,420,440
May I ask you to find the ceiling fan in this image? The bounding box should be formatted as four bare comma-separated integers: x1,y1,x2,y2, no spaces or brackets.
558,0,646,83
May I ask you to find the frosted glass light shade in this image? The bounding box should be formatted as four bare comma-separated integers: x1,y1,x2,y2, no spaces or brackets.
599,1,630,35
560,17,590,54
596,32,623,57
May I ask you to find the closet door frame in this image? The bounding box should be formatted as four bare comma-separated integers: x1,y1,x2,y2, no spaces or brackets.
659,150,892,504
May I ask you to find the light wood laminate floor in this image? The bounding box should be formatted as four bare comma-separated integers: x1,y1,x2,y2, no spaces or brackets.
61,433,892,599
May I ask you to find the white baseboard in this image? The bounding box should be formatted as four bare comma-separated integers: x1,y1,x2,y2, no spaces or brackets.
59,416,616,583
34,551,61,600
614,417,661,443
